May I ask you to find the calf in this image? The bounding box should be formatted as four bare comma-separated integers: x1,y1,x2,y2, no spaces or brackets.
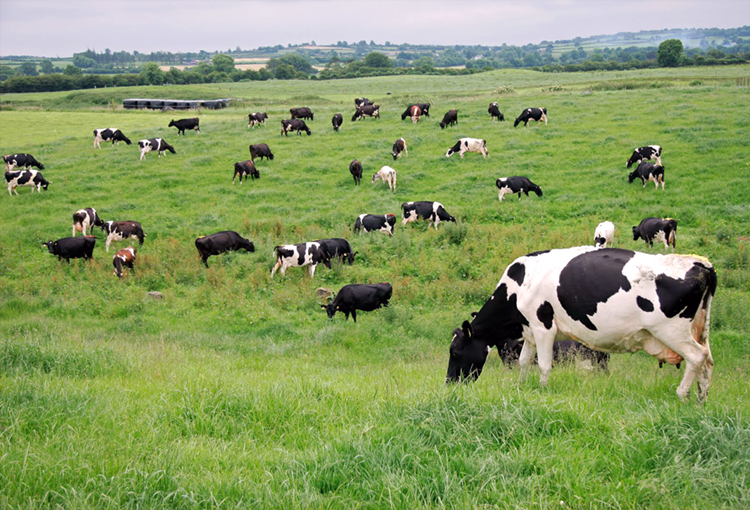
100,220,145,252
354,97,373,107
392,138,407,160
6,169,50,195
514,107,547,127
409,105,422,124
349,159,363,186
594,221,615,248
439,109,458,129
332,113,343,131
626,145,662,168
446,138,488,158
488,332,609,370
401,103,430,120
138,138,176,160
351,104,380,121
316,238,357,266
43,236,96,262
93,128,132,149
195,231,255,267
290,107,314,120
401,201,456,230
113,247,136,277
372,166,397,191
281,119,311,136
248,112,268,128
488,102,505,121
72,208,103,236
233,160,259,184
495,176,543,201
168,117,200,135
249,143,274,161
633,217,677,250
4,153,44,171
354,213,397,236
271,241,328,277
321,283,392,322
629,162,665,190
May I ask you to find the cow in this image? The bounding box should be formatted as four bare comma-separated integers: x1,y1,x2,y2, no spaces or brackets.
290,107,314,120
351,104,380,121
350,159,363,186
100,220,145,252
138,138,175,160
626,145,662,168
332,113,343,131
354,97,373,107
43,236,96,262
439,109,458,129
372,166,397,191
248,112,268,128
6,169,50,195
486,330,609,370
401,103,430,120
446,138,488,159
195,231,255,267
495,176,543,201
446,246,717,403
401,201,456,230
629,162,665,190
4,153,44,171
321,283,392,322
281,119,311,136
392,138,407,160
72,208,103,236
354,213,397,236
271,241,328,277
633,217,677,250
514,107,548,127
315,238,357,266
93,128,132,149
113,247,136,278
409,105,422,124
594,221,615,248
168,117,200,135
488,102,505,121
249,143,274,161
233,160,259,184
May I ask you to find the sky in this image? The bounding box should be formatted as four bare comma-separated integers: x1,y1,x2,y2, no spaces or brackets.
0,0,748,57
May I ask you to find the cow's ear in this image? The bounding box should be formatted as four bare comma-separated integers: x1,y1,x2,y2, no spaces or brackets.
462,320,473,339
320,304,327,310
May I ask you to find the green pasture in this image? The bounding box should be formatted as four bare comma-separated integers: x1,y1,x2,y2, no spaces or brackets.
1,66,749,508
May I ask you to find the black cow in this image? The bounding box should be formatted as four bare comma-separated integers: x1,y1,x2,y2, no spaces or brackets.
495,176,543,201
629,162,665,190
332,113,343,131
354,213,397,236
249,143,274,161
401,201,456,230
401,103,430,120
233,160,259,184
113,247,136,277
72,208,103,236
321,283,392,322
439,109,458,129
514,107,547,127
352,104,380,121
315,238,357,266
392,138,407,160
290,107,314,120
195,231,255,267
100,220,145,252
6,169,50,195
626,145,662,168
488,102,505,121
248,112,268,128
4,153,44,171
281,119,311,136
354,97,373,107
43,236,96,262
633,217,677,250
138,138,176,160
93,128,132,149
349,159,363,185
168,117,200,135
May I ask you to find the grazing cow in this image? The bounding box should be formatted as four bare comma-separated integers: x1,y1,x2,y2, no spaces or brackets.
351,104,380,121
281,119,311,136
488,102,505,121
495,176,543,201
446,246,717,403
249,143,274,161
290,107,314,120
629,162,665,190
633,217,677,250
349,159,363,185
354,97,373,107
233,160,259,184
332,113,343,131
626,145,662,168
138,138,176,160
113,247,136,277
354,213,397,236
72,208,103,236
514,107,548,127
321,283,392,322
93,128,132,149
401,201,456,230
315,238,357,266
594,221,615,248
401,103,430,120
195,231,255,267
488,333,609,370
168,117,200,135
4,153,44,171
446,138,488,158
372,166,397,191
409,105,422,124
248,112,268,128
392,138,407,160
43,236,96,262
439,109,458,129
5,169,50,195
271,241,328,277
100,220,145,252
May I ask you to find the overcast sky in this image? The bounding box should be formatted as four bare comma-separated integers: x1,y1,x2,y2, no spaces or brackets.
1,0,748,57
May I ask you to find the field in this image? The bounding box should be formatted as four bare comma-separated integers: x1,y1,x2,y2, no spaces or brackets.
1,66,749,508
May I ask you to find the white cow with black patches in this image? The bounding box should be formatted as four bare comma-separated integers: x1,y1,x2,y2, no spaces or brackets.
594,221,615,248
445,138,488,158
271,242,329,278
401,201,456,230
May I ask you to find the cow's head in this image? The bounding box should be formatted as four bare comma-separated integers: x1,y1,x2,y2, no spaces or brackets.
42,241,56,254
351,110,361,122
627,170,638,183
498,113,505,121
446,320,489,383
168,120,176,127
347,251,358,266
371,173,381,184
438,207,456,223
321,303,337,319
513,117,522,127
445,141,461,158
632,226,640,241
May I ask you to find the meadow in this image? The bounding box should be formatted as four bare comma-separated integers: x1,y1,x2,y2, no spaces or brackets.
1,66,749,508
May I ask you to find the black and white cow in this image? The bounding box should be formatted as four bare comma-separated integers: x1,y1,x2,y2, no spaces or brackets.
138,138,176,160
4,153,44,171
100,220,145,252
72,208,103,236
271,241,328,277
495,176,543,201
6,169,50,195
372,166,397,191
249,143,274,161
321,283,392,322
626,145,662,168
248,112,268,128
488,102,505,121
354,97,373,107
113,247,136,277
514,107,548,127
43,236,96,262
594,221,615,248
332,113,343,131
392,138,407,160
351,104,380,121
439,109,458,129
633,217,677,250
281,119,311,136
233,160,259,184
349,159,363,185
447,246,717,403
93,128,132,149
401,103,430,120
446,138,488,158
168,117,200,135
315,238,357,266
353,213,397,236
290,107,314,120
401,201,456,230
195,231,255,267
628,162,665,190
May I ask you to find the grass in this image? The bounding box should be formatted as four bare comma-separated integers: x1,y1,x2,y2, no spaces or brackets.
1,65,749,508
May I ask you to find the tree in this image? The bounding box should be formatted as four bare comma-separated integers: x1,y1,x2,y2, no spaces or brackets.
273,63,296,79
658,39,684,67
63,65,82,76
39,59,55,74
0,65,15,81
139,62,165,85
73,55,98,68
363,52,393,68
212,54,235,74
18,62,38,76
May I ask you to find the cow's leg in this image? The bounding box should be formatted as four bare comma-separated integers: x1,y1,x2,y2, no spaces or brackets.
533,327,556,386
309,264,316,278
653,327,710,402
105,234,113,252
270,260,282,277
518,340,536,383
351,310,357,323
